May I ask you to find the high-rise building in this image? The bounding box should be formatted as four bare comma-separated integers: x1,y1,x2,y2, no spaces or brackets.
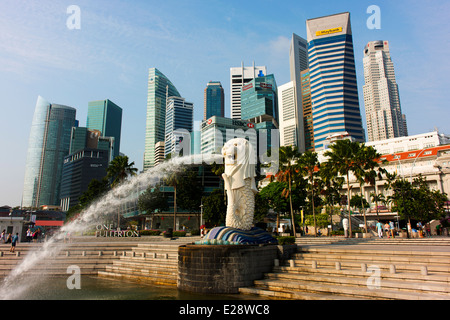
301,69,315,152
144,68,181,170
204,81,224,120
230,62,267,120
22,96,77,208
87,99,122,159
306,12,365,151
60,127,115,211
284,33,308,152
278,81,298,147
164,96,194,158
201,116,257,155
240,74,278,154
363,40,407,142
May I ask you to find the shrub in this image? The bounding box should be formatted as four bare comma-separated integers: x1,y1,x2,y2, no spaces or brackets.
276,236,295,245
173,231,187,237
139,230,161,236
190,229,200,236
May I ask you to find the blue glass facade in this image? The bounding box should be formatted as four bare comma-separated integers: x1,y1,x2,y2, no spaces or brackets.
87,99,122,159
204,81,224,120
164,96,194,158
22,96,77,208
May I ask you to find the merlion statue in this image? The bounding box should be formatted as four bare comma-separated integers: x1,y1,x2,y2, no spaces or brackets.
221,138,258,231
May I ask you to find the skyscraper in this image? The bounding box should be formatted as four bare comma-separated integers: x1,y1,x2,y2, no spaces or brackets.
22,96,77,208
301,69,315,152
204,81,224,120
306,12,365,151
87,99,122,159
279,33,309,152
144,68,181,170
230,62,267,120
363,40,407,141
164,96,194,158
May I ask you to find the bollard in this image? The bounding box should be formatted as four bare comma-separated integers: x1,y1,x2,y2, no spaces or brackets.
289,260,295,268
164,253,169,259
0,252,3,257
335,262,341,270
142,252,146,258
98,251,103,257
421,266,428,276
152,253,157,259
122,251,126,257
390,265,396,274
82,251,86,256
274,259,279,267
66,251,70,257
312,261,317,269
16,252,20,257
361,263,367,272
113,251,117,257
131,251,136,257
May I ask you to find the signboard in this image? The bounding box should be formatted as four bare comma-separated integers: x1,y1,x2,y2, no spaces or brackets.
242,83,253,91
316,27,343,37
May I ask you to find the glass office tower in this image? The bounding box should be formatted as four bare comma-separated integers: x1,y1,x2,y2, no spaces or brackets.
164,96,194,158
204,81,225,120
144,68,181,170
87,99,122,159
306,12,365,151
22,96,77,208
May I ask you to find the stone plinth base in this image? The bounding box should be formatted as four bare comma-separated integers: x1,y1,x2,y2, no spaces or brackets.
178,244,277,294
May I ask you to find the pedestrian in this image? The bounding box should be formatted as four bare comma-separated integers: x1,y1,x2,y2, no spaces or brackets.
376,221,383,238
6,233,12,244
425,223,431,237
0,230,5,244
26,228,32,242
384,222,391,238
389,221,395,238
10,233,19,253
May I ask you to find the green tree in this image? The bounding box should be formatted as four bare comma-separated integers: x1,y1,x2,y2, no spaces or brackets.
106,155,138,187
324,139,362,238
276,146,301,237
137,184,169,214
298,151,320,236
201,189,227,226
320,162,344,227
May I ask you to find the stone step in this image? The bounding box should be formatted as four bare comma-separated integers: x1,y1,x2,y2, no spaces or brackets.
238,287,368,300
264,272,450,295
289,257,450,274
250,278,450,300
293,252,450,266
275,266,450,284
105,265,177,277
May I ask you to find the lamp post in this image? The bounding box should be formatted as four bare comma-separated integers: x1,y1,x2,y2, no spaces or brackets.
410,149,426,183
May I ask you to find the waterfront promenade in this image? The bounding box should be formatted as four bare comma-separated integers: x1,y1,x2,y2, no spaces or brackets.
1,235,449,300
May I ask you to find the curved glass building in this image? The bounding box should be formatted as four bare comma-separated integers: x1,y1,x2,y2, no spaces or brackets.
22,96,77,208
144,68,181,170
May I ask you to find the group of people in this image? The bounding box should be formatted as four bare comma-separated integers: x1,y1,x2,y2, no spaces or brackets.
375,221,395,238
0,230,19,252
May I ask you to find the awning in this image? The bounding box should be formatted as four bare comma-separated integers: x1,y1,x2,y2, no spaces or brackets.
35,220,64,227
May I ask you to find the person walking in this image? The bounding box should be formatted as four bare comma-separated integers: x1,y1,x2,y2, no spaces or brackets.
0,230,5,244
384,222,391,238
10,233,19,253
389,221,395,238
376,221,383,238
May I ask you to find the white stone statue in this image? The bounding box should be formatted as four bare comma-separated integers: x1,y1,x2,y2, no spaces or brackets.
221,138,258,231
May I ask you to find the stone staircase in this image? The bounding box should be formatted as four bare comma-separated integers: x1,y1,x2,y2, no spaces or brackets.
0,242,139,276
97,238,200,286
240,238,450,300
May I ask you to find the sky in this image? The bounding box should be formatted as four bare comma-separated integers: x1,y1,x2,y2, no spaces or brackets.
1,0,449,207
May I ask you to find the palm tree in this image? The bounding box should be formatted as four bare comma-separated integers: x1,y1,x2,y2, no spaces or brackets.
164,170,181,232
324,139,362,238
320,162,344,229
276,146,301,237
106,155,138,187
353,145,382,232
298,151,320,236
106,155,138,227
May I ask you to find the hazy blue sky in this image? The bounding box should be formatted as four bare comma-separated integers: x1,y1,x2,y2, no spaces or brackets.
1,0,449,207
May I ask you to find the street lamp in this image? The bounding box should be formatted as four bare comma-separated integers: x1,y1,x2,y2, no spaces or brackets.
410,149,426,183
